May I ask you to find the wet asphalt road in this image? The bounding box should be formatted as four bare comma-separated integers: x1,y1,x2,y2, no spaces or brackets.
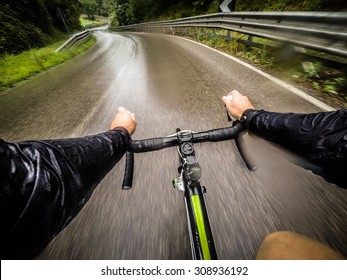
1,31,346,259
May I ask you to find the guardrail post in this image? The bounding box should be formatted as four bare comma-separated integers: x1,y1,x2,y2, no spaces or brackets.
246,35,253,48
226,30,232,41
294,46,317,75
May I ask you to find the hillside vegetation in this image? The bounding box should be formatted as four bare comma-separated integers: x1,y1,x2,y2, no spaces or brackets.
0,0,81,56
1,0,345,56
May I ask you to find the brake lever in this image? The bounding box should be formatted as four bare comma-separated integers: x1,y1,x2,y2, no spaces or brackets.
234,133,257,171
226,108,257,171
122,150,134,190
226,108,236,122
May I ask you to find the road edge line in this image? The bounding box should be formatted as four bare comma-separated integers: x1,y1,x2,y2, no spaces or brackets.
174,35,335,112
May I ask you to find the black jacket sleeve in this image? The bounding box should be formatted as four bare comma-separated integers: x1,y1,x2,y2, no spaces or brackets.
243,109,347,189
0,128,130,259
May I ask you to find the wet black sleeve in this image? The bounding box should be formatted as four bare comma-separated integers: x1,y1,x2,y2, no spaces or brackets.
0,128,129,259
243,109,347,188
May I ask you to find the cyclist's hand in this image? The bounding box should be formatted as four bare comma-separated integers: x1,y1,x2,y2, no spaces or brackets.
111,107,137,135
222,90,255,120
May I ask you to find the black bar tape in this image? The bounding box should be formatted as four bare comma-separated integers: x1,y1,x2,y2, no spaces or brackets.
207,121,245,141
129,137,177,153
122,151,134,190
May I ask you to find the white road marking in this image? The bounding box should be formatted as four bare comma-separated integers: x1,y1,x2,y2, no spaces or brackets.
175,36,336,112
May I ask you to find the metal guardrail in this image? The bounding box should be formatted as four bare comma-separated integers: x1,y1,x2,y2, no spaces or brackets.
55,30,92,53
110,12,347,59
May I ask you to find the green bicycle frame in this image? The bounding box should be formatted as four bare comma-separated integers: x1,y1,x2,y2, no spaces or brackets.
184,185,217,260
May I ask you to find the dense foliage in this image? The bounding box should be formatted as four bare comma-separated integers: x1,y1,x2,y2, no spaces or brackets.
78,1,219,26
0,0,81,55
1,0,345,55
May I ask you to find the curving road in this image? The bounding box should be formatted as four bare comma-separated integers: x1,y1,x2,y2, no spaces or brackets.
1,31,346,259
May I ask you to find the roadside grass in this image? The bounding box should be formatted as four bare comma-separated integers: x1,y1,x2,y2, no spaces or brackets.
80,15,107,27
80,17,94,26
0,36,96,91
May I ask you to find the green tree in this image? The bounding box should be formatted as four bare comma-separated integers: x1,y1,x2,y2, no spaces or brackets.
79,0,98,20
110,1,135,26
101,0,117,16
